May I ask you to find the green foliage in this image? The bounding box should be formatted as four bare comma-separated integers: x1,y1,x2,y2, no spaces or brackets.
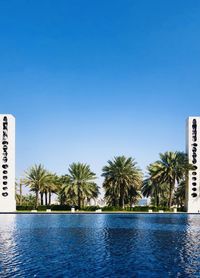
142,152,189,208
102,206,123,211
16,205,35,211
21,163,99,210
174,180,186,208
20,152,189,210
16,205,185,212
37,205,73,211
82,206,100,211
131,206,150,212
61,163,99,209
102,156,142,208
16,194,36,206
23,164,50,207
16,205,77,211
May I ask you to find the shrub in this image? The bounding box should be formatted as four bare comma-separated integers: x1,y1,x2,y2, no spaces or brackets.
130,206,149,212
16,206,34,211
16,205,77,211
16,205,176,212
50,205,74,211
82,206,100,211
102,206,124,211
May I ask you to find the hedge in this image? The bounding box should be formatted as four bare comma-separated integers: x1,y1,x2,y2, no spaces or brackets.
16,205,78,211
16,205,184,212
82,206,100,211
17,206,35,211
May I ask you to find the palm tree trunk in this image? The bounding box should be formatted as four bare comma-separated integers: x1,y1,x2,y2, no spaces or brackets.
19,181,22,205
119,186,125,209
156,192,160,207
36,190,39,208
49,190,51,205
167,176,175,208
60,193,65,205
168,183,174,208
40,192,44,205
119,196,125,208
45,191,48,206
180,198,183,208
82,199,84,208
61,196,63,205
155,187,159,207
129,197,132,210
78,182,81,209
112,197,116,207
78,196,81,209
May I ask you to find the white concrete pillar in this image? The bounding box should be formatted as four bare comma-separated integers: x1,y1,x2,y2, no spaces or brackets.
186,117,200,213
0,115,16,212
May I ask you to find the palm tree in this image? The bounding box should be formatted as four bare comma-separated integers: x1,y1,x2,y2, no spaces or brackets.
82,182,99,206
58,175,72,205
127,186,141,209
40,173,59,205
47,174,60,205
102,156,142,209
62,163,99,209
23,164,49,208
142,178,159,207
148,152,189,208
174,180,186,208
23,194,36,206
142,162,169,207
103,180,118,207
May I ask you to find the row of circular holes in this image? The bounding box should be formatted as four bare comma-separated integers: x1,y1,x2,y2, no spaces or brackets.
191,166,197,198
191,120,197,197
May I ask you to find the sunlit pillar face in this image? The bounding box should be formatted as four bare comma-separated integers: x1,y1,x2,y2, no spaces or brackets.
0,115,16,212
186,117,200,213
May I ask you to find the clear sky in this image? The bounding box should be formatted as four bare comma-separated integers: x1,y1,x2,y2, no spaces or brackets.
0,1,200,188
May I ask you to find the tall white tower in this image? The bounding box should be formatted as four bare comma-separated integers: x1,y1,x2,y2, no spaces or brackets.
186,117,200,213
0,115,16,212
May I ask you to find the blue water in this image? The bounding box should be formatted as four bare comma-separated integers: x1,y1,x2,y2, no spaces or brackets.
0,214,200,278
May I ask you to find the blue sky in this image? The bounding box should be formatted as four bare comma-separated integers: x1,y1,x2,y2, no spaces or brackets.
0,0,200,187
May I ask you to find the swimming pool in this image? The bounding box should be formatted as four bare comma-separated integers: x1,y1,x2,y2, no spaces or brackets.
0,214,199,277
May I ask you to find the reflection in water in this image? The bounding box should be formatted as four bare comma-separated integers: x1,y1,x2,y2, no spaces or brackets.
179,215,200,277
0,214,199,277
0,215,19,276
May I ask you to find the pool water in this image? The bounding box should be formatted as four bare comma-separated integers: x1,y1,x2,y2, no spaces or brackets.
0,214,200,277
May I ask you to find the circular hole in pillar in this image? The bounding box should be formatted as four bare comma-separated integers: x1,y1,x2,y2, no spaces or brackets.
191,193,197,197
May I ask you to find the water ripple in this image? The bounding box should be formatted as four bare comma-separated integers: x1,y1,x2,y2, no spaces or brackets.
0,214,199,277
